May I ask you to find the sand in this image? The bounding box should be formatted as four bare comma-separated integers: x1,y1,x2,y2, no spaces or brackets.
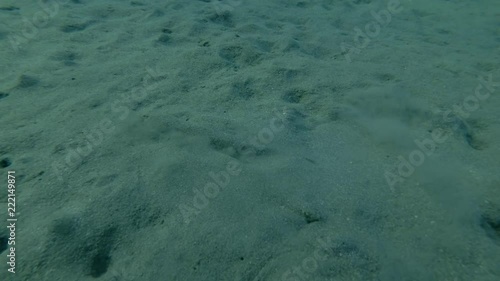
0,0,499,280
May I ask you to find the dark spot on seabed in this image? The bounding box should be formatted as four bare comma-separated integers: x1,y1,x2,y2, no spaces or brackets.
16,75,39,88
302,210,322,224
90,250,111,278
0,235,8,254
481,214,500,241
231,79,255,99
0,5,19,11
61,22,89,33
219,45,243,62
51,216,80,237
208,10,234,27
452,117,487,150
209,137,234,151
161,28,172,34
88,228,116,278
51,50,80,66
304,157,316,164
0,92,8,99
193,259,201,271
158,34,171,45
0,158,12,168
332,241,359,257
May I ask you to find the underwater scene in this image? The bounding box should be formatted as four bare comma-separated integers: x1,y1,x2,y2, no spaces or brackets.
0,0,499,280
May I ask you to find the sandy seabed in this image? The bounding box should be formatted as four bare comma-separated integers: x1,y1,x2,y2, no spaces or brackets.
0,0,499,280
